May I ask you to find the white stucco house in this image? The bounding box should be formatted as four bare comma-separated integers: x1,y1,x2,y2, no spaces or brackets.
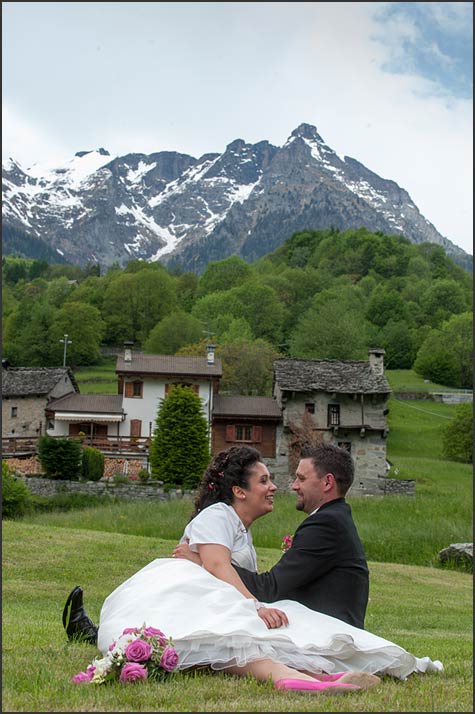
45,344,222,448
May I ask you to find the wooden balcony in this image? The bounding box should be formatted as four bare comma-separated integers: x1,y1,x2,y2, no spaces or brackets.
2,435,151,457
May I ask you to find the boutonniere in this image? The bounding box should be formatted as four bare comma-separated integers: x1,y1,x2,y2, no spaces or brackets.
281,534,293,553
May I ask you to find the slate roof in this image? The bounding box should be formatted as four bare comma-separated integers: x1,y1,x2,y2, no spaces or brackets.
273,358,391,394
116,354,222,377
213,395,281,418
1,367,79,397
47,394,123,414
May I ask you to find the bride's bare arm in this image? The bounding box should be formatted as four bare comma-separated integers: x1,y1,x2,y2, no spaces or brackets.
197,543,288,629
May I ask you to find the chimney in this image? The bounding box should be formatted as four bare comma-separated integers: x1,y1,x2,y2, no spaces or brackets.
124,341,134,363
206,343,216,366
368,348,385,376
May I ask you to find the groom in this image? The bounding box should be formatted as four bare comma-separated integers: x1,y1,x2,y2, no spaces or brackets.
233,443,369,629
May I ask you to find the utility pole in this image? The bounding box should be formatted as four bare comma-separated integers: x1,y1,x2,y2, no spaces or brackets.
60,334,72,367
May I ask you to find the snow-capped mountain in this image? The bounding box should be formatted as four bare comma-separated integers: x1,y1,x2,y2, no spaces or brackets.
2,123,470,273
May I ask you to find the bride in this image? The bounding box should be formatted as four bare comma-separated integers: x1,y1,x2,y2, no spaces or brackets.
64,445,442,693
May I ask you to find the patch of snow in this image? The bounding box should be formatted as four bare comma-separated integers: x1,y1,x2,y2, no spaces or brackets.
126,161,157,184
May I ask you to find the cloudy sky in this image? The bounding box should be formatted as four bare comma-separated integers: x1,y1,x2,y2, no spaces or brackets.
2,1,473,254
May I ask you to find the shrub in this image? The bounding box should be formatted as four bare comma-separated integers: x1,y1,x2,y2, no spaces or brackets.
137,468,150,483
2,461,32,518
37,435,82,480
81,446,104,481
442,403,473,463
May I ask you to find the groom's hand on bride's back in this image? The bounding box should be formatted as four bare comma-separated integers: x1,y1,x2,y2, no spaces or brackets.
172,541,203,565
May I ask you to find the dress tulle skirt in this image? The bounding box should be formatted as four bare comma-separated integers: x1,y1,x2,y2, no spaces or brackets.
97,558,443,680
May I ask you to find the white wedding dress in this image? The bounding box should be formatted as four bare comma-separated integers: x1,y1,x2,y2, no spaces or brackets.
97,503,443,680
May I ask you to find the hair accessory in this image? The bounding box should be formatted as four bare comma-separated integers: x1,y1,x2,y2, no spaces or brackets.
217,471,224,478
208,482,214,490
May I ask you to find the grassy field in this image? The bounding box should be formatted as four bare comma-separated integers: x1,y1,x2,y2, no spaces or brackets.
2,521,472,713
74,358,117,394
385,369,470,393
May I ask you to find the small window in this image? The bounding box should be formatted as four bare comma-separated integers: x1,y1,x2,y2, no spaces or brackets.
125,381,143,398
305,402,315,414
225,424,262,443
236,425,253,441
11,407,17,418
328,404,340,426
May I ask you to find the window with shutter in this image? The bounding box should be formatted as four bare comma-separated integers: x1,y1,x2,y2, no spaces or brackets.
125,382,134,398
252,425,262,442
225,425,234,441
131,419,142,437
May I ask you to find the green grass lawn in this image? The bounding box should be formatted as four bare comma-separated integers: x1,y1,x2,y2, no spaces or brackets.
74,358,117,394
2,522,472,713
385,369,470,393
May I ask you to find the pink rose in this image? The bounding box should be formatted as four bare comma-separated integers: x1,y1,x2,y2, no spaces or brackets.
124,639,152,662
119,662,148,683
143,626,167,644
71,666,95,683
108,641,116,651
122,627,139,635
159,646,179,672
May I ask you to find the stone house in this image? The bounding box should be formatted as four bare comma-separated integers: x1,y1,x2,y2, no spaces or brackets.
1,364,79,440
271,349,392,493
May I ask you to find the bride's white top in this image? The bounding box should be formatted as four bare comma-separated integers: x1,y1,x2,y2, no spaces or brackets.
180,503,258,571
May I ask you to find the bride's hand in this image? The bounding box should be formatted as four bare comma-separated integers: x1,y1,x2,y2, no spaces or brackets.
172,542,202,565
257,606,289,629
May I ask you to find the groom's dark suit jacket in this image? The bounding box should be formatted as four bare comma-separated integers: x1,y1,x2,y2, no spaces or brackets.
234,497,369,629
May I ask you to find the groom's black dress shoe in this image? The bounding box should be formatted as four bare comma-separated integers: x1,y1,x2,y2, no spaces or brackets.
62,585,98,645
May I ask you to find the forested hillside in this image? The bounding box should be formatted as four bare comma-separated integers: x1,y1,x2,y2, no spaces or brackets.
2,228,472,391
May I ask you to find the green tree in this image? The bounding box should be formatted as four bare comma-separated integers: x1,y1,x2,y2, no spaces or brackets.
442,403,473,463
149,386,210,489
197,256,251,297
102,269,177,344
377,319,416,369
290,301,369,360
219,338,282,395
414,312,473,388
420,279,470,327
144,311,204,354
49,302,106,366
365,283,409,328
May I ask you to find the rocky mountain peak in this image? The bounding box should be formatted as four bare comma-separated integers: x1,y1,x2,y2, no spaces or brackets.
2,124,470,273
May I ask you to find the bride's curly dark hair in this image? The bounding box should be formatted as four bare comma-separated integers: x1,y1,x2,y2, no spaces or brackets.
189,445,263,520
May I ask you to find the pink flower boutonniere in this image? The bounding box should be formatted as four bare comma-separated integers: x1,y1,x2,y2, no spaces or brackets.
281,534,293,553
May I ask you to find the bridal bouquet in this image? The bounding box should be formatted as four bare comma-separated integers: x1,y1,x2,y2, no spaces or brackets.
72,625,179,685
281,533,293,553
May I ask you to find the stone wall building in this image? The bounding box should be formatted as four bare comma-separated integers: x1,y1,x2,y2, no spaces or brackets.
1,364,78,440
271,349,393,494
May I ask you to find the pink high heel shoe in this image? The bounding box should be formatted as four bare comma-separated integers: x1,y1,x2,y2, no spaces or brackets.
275,678,360,694
318,672,380,688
